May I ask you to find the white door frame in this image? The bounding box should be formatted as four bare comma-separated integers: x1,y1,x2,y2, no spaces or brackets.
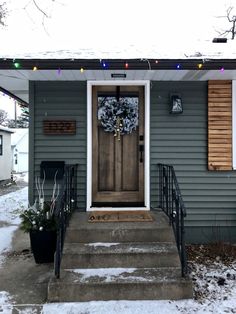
86,80,150,211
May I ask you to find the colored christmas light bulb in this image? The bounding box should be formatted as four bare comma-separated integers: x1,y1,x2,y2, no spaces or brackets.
33,66,38,71
14,62,20,69
125,62,129,69
80,67,84,73
176,64,181,69
220,67,225,72
198,63,203,69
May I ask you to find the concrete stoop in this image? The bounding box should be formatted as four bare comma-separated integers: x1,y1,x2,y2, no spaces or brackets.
47,211,193,301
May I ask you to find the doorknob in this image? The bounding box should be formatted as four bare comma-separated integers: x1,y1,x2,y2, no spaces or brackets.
139,144,144,163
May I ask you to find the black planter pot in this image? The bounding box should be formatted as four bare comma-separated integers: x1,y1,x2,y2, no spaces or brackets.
29,230,57,264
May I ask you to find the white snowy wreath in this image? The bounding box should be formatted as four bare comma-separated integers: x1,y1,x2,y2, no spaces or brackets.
98,97,138,135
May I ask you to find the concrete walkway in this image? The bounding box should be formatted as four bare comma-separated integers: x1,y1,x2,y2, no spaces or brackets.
0,182,52,312
0,227,53,311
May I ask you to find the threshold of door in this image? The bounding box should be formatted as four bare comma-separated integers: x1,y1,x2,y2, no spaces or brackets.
87,207,149,212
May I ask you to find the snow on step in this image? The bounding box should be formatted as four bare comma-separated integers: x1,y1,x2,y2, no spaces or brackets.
63,242,178,254
85,242,120,247
67,268,151,283
65,267,182,284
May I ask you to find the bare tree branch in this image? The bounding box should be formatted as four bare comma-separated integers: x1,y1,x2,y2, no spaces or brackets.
0,2,7,27
25,0,63,35
32,0,49,18
0,0,63,33
216,6,236,40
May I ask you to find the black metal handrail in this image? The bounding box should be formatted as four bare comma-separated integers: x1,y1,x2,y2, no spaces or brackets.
54,164,78,278
157,163,187,277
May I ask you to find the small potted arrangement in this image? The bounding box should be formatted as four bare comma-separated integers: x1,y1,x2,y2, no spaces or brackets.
20,173,60,263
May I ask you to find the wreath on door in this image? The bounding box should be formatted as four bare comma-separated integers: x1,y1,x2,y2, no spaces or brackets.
98,97,138,135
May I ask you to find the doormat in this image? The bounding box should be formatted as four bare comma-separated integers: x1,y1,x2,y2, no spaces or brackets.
88,210,153,223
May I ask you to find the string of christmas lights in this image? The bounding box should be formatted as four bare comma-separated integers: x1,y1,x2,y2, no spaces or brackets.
8,59,230,73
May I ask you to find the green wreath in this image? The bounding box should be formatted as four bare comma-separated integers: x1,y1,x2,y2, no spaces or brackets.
98,97,138,135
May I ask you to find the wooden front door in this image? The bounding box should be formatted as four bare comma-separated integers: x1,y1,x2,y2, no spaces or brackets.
92,86,145,207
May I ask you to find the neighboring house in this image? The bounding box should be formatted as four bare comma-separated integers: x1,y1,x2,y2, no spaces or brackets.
11,128,28,173
0,126,14,181
0,46,236,243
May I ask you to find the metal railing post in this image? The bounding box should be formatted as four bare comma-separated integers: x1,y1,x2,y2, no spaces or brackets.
157,163,187,277
54,164,78,279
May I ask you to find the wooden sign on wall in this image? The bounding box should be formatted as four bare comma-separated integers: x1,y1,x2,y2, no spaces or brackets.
43,120,76,135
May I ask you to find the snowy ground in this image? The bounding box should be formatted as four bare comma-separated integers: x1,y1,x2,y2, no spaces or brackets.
0,188,235,313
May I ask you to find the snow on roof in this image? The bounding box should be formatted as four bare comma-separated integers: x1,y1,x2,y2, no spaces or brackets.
0,126,14,133
1,41,236,60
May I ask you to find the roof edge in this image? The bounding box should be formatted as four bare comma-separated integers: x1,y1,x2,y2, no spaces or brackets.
0,87,28,107
0,58,236,70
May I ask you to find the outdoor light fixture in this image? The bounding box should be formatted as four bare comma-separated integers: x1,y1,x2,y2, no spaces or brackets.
170,94,183,114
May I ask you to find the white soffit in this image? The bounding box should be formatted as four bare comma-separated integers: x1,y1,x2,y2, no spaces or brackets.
1,69,236,103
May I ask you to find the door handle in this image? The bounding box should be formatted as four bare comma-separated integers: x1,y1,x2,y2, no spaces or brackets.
139,144,144,163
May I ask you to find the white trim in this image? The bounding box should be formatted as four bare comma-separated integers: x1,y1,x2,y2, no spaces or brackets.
86,80,150,211
233,81,236,169
87,83,92,208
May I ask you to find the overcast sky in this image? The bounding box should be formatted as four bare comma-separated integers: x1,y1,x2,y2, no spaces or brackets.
0,0,235,54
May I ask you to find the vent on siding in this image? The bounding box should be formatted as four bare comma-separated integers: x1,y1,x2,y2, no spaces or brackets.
208,80,232,170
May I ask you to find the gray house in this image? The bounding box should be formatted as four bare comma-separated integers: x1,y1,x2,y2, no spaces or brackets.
1,51,236,301
0,54,236,244
0,126,14,181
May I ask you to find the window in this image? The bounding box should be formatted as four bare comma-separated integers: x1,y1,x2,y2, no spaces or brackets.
0,135,2,155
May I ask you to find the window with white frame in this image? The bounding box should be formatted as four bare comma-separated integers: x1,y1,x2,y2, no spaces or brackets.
0,135,2,155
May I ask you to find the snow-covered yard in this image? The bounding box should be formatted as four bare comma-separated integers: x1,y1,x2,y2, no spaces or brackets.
0,187,235,313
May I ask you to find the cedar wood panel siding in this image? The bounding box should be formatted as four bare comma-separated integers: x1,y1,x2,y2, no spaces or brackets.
208,80,232,170
150,81,236,242
29,81,87,210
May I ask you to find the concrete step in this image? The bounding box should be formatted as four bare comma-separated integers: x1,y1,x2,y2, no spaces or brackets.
65,212,175,243
61,242,181,269
48,267,193,302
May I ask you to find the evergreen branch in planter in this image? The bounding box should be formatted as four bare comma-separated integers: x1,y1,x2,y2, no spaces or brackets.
20,171,60,233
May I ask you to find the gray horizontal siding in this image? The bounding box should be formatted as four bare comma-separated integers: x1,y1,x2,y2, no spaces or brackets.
150,81,236,236
28,80,236,242
30,81,87,210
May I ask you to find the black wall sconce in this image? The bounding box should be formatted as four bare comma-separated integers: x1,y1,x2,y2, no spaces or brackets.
170,93,183,114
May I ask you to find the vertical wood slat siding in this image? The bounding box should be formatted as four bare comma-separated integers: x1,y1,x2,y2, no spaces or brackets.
32,81,87,210
150,82,236,240
208,80,232,171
